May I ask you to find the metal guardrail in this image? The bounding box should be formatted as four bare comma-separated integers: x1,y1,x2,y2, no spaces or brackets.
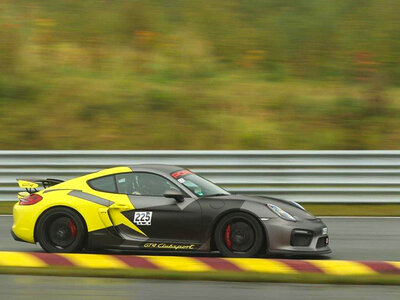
3,150,400,203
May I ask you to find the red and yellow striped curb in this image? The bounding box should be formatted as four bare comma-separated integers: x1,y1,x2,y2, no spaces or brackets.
1,251,400,276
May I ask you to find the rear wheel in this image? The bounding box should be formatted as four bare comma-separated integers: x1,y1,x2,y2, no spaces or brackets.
214,212,264,257
36,207,86,253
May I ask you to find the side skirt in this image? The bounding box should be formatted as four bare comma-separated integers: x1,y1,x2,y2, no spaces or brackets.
87,226,208,252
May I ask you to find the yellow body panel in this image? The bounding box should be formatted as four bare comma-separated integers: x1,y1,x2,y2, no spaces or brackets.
12,166,137,243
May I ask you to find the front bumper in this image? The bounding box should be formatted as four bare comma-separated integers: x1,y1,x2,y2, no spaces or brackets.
262,217,331,256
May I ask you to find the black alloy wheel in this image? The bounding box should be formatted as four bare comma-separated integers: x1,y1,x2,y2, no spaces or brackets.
214,212,264,258
36,207,86,253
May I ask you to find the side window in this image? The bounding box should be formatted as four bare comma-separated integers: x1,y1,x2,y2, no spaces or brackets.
88,175,116,193
116,172,180,196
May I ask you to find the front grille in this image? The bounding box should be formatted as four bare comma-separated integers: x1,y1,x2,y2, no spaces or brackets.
316,236,329,248
291,230,313,247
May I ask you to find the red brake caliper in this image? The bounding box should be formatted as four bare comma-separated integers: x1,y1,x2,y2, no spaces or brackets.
224,224,232,250
69,220,77,239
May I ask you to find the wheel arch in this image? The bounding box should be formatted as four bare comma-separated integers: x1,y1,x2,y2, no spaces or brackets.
209,208,269,252
33,205,88,244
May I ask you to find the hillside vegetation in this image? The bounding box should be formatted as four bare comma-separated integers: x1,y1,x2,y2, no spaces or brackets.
1,0,400,149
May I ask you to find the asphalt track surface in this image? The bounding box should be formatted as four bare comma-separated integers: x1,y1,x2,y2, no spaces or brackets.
1,216,400,299
1,275,400,300
1,216,400,260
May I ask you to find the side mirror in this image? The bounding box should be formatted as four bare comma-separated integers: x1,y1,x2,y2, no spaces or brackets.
164,189,184,203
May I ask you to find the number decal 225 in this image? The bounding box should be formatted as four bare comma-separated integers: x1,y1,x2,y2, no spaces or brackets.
134,211,152,226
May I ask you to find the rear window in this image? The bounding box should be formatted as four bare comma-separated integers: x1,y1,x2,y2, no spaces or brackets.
88,175,116,193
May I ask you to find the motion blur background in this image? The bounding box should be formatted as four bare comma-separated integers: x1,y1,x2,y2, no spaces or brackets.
1,0,400,150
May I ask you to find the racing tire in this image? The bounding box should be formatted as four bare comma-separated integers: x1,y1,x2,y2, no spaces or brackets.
214,212,264,258
36,207,86,253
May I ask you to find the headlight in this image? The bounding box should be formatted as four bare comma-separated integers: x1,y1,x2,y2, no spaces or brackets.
267,204,296,222
291,201,305,211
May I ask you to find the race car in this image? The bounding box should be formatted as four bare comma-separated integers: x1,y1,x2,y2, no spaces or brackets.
12,164,331,257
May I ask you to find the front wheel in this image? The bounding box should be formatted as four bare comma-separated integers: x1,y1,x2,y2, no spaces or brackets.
36,207,86,253
214,212,264,257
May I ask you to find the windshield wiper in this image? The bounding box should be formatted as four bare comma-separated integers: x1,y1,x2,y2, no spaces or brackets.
205,193,228,197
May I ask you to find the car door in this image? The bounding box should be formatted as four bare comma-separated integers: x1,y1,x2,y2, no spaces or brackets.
114,172,202,243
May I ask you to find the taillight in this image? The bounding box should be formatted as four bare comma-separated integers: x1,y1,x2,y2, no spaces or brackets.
20,194,43,205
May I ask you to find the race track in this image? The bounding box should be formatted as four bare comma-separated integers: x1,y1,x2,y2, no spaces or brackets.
2,215,400,299
1,216,400,260
1,275,400,300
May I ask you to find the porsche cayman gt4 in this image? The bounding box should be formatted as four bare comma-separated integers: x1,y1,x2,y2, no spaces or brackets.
12,165,331,257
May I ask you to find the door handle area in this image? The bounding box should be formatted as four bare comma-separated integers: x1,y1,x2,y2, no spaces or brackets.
109,203,130,210
98,207,113,227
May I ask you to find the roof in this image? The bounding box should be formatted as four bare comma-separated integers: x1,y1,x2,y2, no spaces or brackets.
129,164,183,176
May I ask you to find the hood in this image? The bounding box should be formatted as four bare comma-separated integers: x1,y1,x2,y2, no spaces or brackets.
209,194,316,220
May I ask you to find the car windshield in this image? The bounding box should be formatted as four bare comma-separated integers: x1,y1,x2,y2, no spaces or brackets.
171,170,230,197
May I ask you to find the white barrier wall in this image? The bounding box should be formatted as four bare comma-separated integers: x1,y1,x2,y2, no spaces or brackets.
3,150,400,203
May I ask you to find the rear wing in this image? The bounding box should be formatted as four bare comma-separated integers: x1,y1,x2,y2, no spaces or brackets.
17,178,64,194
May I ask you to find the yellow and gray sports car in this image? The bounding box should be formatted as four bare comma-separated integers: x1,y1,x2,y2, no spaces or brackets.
12,164,330,257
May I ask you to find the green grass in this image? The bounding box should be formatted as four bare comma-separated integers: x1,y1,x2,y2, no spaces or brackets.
303,204,400,216
2,1,400,150
2,266,400,285
0,202,14,215
4,201,400,216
